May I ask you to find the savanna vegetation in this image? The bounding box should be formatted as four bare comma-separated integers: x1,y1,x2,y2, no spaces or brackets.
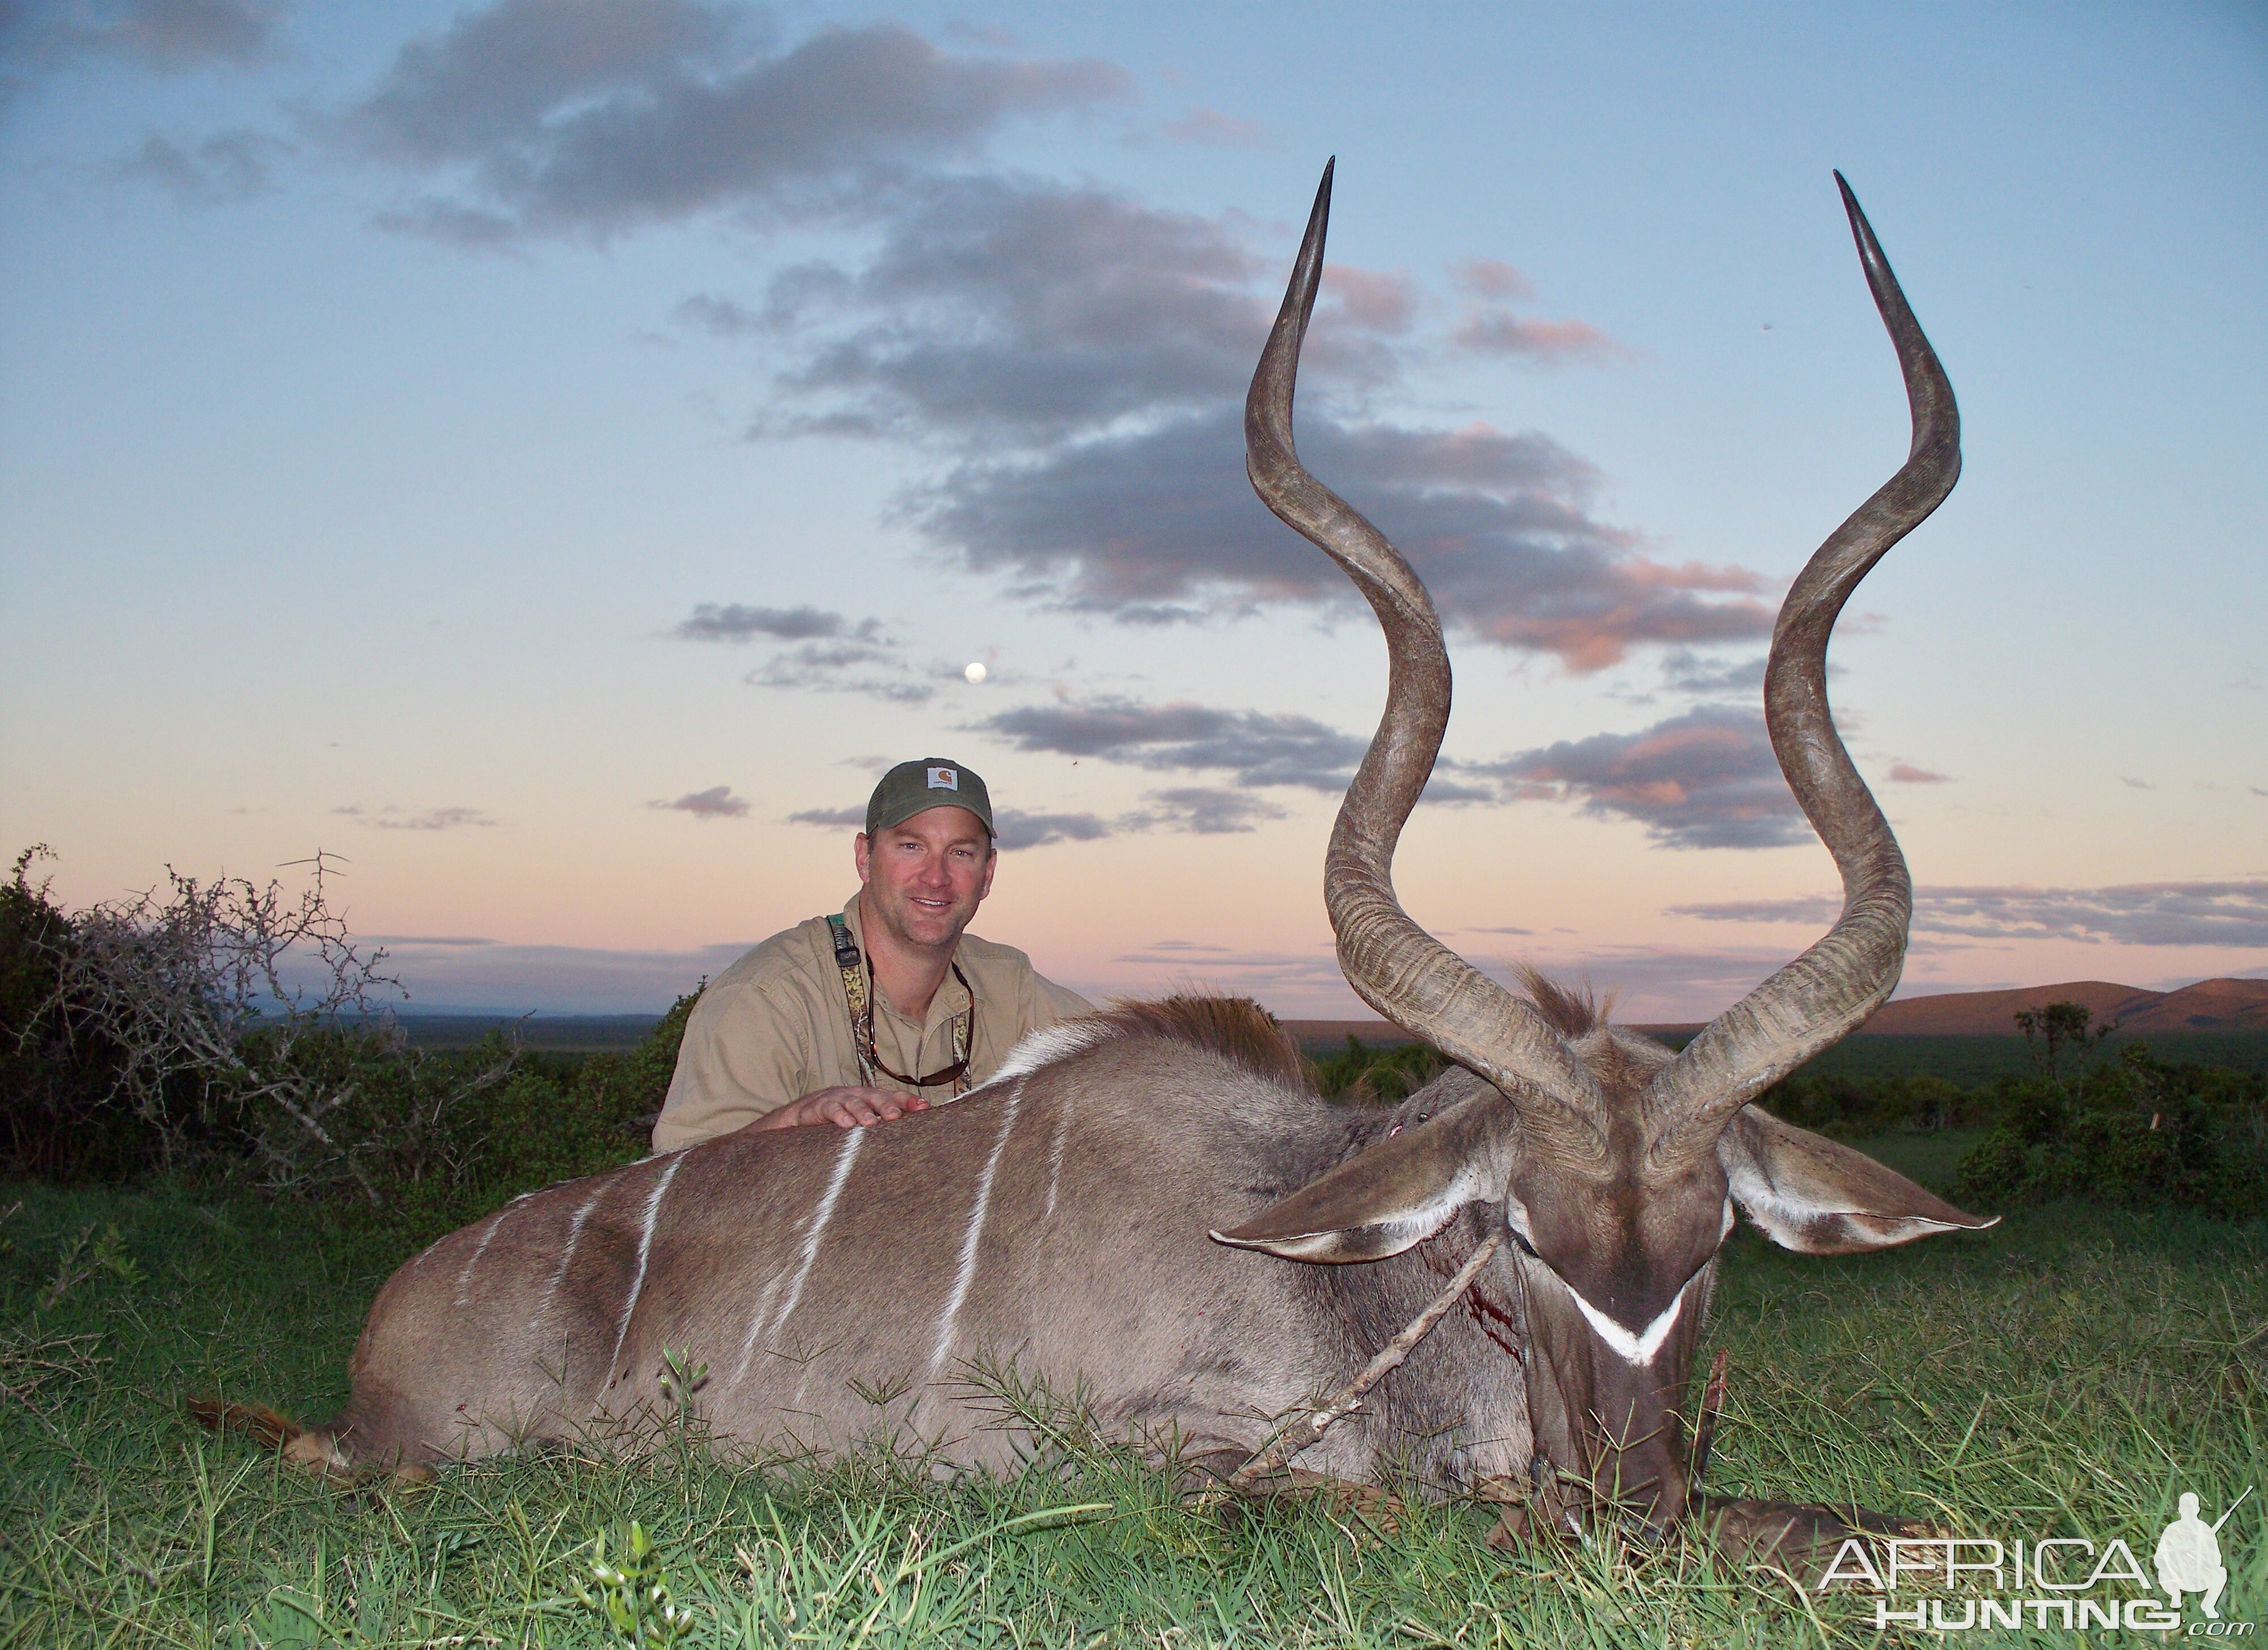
3,849,2262,1645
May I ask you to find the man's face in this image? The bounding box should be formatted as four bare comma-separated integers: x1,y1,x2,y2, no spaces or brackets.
854,806,997,955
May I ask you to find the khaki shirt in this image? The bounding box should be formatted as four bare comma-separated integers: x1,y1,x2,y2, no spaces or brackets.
651,892,1091,1152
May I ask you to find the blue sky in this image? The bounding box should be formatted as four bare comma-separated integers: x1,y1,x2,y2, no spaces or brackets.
3,1,2263,1018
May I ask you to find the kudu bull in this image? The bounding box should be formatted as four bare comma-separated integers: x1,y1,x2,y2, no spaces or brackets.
223,165,1991,1549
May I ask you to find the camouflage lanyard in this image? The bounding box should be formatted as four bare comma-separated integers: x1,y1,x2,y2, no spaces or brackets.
826,915,973,1097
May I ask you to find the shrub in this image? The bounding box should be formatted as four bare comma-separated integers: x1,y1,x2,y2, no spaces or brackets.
1,845,700,1225
2,847,146,1180
1957,1043,2266,1219
1307,1036,1446,1105
361,992,699,1243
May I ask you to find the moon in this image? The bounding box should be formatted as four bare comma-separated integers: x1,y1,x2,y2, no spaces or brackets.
964,662,987,684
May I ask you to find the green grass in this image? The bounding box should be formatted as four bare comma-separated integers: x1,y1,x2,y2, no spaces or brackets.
4,1165,2263,1648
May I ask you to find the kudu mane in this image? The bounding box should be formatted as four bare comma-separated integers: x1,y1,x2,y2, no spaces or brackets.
1077,993,1314,1094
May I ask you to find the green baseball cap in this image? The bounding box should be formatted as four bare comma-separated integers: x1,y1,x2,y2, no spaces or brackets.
865,758,995,839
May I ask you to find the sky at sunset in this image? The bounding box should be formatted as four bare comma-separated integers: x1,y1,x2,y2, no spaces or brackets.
3,1,2263,1021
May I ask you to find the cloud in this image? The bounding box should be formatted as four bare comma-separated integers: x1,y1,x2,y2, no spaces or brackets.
909,408,1768,665
3,0,279,77
112,128,285,201
1888,763,1950,784
1671,881,2268,949
674,291,767,335
1322,264,1418,334
1658,649,1768,696
1488,705,1806,849
791,780,1281,842
1447,258,1631,363
1158,107,1263,148
762,175,1286,441
651,784,750,819
337,2,1128,242
1455,260,1535,303
1664,895,1841,926
315,6,1747,675
2119,775,2153,790
784,801,1116,848
993,807,1111,849
333,803,499,832
1450,312,1630,363
679,604,935,701
743,640,931,703
1124,786,1288,835
1910,881,2268,949
673,602,870,642
974,697,1366,792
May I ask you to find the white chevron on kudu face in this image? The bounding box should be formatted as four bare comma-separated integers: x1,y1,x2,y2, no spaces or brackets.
1564,1277,1694,1367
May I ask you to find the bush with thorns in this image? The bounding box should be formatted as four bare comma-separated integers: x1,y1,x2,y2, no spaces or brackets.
2,845,518,1203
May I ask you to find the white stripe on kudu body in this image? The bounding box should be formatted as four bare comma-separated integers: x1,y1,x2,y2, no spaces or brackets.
530,1181,608,1332
736,1126,866,1381
603,1153,685,1386
928,1090,1023,1378
1042,1086,1074,1222
453,1209,507,1309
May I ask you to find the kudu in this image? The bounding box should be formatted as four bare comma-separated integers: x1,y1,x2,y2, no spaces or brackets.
228,165,1991,1549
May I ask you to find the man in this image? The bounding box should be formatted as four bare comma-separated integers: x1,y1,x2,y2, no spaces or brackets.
651,758,1091,1150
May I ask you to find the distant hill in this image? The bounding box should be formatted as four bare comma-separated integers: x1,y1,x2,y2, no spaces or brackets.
1861,978,2268,1036
1282,978,2268,1050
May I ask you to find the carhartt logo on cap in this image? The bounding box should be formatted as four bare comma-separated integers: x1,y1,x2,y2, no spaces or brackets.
925,765,959,790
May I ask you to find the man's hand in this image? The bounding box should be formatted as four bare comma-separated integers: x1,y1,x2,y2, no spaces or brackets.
754,1085,931,1131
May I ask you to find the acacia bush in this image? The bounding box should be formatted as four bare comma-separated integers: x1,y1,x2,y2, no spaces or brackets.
1,847,694,1227
1957,1042,2266,1220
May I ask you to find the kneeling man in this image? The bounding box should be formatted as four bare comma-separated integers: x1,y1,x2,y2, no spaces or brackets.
652,759,1091,1149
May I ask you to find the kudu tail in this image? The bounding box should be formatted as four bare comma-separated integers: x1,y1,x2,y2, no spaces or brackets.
188,1397,382,1483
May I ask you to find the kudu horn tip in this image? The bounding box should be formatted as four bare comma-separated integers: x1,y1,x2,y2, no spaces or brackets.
1294,159,1335,290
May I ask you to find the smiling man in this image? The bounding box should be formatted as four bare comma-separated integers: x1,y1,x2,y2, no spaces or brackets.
650,759,1091,1149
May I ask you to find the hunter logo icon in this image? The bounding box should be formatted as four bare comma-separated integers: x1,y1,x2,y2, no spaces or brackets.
2157,1487,2250,1619
925,765,958,791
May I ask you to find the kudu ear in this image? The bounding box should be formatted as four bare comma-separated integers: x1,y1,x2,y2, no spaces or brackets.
1717,1105,1997,1255
1211,1092,1509,1263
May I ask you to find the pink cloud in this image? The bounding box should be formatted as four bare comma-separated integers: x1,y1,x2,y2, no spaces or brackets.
1452,312,1632,363
1455,259,1535,302
1321,263,1417,333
